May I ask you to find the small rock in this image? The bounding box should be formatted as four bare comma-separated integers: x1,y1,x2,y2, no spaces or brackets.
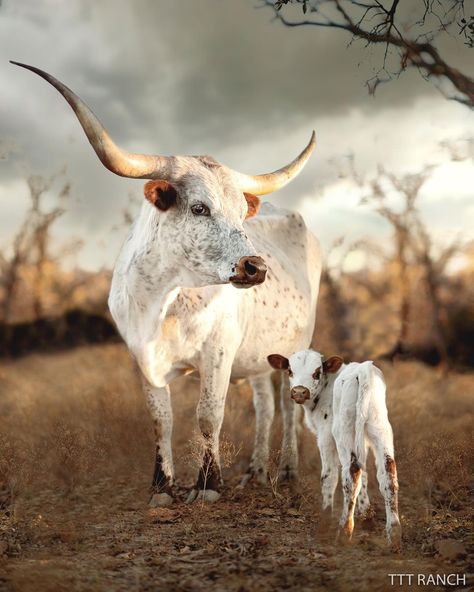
309,551,328,560
259,508,278,516
435,539,467,560
286,508,302,517
148,507,181,523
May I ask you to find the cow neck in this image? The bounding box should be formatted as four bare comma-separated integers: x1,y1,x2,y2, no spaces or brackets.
122,209,190,342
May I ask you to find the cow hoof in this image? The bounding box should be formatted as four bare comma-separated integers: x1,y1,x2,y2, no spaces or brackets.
149,492,174,507
278,465,298,484
238,467,267,488
186,488,220,503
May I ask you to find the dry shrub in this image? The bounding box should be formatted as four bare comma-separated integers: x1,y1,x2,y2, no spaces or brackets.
0,346,472,531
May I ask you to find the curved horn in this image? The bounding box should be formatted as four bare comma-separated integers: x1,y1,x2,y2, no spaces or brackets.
233,131,316,196
10,61,172,180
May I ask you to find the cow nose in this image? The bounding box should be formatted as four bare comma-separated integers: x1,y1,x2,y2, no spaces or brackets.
231,256,267,287
291,386,310,404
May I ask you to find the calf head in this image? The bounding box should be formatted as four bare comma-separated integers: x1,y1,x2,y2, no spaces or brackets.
267,350,343,405
12,62,316,289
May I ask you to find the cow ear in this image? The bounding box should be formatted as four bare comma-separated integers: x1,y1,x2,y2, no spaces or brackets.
144,181,177,211
244,192,261,219
323,356,344,374
267,354,289,371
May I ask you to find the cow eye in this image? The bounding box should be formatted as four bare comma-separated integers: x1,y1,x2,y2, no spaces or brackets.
312,369,321,380
191,203,210,216
288,369,293,378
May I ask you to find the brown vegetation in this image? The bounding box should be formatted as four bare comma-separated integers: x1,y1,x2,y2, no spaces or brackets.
0,344,472,590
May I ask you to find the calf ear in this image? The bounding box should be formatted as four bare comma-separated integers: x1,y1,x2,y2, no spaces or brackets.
323,356,344,374
144,181,177,211
267,354,289,371
244,193,261,219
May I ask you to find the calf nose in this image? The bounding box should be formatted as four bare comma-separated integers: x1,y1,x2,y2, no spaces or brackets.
291,386,310,404
231,256,267,286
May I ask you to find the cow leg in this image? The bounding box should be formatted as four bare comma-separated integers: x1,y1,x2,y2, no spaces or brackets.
278,374,299,483
338,452,362,541
186,355,233,504
318,434,339,513
142,379,174,507
240,375,275,487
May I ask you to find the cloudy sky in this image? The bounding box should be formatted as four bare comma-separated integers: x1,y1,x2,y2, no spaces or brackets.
1,0,473,271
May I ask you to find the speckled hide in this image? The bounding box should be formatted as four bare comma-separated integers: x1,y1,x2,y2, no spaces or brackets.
10,62,320,507
109,170,321,504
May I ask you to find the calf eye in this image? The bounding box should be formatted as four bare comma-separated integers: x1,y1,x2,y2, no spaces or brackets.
288,369,293,377
191,203,210,216
312,368,321,380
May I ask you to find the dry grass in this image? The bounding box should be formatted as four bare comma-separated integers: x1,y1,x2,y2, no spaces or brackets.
0,345,472,591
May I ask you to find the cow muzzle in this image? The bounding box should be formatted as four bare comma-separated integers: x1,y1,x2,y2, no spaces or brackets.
291,386,310,405
230,256,267,288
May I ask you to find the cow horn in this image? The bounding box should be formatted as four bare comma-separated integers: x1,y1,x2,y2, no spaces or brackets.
233,131,316,196
10,61,173,180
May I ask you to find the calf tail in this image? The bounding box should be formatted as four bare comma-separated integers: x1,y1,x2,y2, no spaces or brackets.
354,362,378,469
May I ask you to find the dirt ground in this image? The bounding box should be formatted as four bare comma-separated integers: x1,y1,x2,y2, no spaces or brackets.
0,345,472,591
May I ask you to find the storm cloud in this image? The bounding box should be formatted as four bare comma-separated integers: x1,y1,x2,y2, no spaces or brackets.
0,0,473,269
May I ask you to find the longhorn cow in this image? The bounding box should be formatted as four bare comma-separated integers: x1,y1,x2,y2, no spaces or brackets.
12,62,322,505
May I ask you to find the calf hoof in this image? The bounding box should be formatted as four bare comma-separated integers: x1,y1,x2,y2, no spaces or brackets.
185,488,221,504
358,506,376,530
356,501,372,518
335,528,353,546
149,492,174,508
388,524,402,553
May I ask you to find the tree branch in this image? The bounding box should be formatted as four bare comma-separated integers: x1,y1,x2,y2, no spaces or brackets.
264,0,474,106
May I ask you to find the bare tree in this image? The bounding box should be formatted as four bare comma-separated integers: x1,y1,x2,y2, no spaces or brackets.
410,211,466,371
1,216,30,323
264,0,474,106
361,165,464,369
0,171,73,322
27,174,70,319
315,237,353,355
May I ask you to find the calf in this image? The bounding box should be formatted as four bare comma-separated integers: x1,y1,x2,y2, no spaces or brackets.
268,350,401,550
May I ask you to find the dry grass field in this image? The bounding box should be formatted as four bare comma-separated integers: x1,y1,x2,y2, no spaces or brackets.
0,344,472,591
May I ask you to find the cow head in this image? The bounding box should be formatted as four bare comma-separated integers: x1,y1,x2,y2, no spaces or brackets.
267,350,343,405
141,165,267,288
11,61,315,288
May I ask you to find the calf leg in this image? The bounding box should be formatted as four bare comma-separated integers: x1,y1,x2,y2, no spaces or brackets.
142,379,174,507
186,354,233,504
373,444,402,550
356,468,372,517
278,374,299,483
318,435,339,513
353,439,371,519
339,452,362,540
240,375,275,487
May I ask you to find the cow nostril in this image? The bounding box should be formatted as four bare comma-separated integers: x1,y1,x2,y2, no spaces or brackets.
244,260,258,277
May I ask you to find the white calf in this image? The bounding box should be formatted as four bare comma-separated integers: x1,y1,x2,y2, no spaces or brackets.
268,350,401,550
